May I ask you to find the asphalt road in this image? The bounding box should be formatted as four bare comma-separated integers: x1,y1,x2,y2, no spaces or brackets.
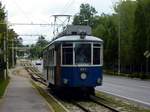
96,75,150,107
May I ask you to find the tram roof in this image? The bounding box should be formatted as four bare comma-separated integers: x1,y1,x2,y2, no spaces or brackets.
53,35,103,43
44,35,103,50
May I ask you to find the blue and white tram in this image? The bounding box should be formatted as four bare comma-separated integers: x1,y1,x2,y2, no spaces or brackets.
43,25,103,94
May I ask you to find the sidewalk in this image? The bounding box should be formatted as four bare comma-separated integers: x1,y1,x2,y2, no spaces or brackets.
0,65,51,112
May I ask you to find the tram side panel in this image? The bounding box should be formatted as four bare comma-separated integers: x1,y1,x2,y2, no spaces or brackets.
43,48,55,85
55,44,61,86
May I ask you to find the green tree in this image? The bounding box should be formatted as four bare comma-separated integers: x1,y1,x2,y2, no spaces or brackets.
93,14,118,71
73,3,97,27
93,0,137,74
133,0,150,73
0,2,7,80
36,35,49,47
0,1,18,80
114,0,137,73
16,37,24,57
8,29,18,67
29,36,48,59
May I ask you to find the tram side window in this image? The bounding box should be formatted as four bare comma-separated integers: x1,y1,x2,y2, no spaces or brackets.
52,50,54,64
49,50,51,64
93,44,100,65
62,44,73,65
48,50,51,65
52,49,54,65
45,51,48,66
49,49,54,65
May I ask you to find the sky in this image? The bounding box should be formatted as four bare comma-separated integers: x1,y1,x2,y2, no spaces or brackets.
1,0,118,45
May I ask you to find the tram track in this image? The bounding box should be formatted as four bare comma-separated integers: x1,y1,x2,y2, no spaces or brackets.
90,96,120,112
69,101,91,112
21,60,121,112
67,96,120,112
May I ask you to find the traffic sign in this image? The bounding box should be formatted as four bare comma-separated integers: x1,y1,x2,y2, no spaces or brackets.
144,50,150,58
146,53,150,58
144,50,149,56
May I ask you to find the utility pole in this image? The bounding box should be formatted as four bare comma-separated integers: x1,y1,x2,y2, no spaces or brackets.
12,38,14,68
3,32,7,80
118,0,121,75
3,11,8,79
5,11,8,78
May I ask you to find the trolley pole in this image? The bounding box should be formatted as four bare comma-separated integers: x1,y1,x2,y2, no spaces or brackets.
52,15,71,36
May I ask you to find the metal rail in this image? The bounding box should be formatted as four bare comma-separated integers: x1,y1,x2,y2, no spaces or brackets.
21,61,45,83
70,101,90,112
90,95,120,112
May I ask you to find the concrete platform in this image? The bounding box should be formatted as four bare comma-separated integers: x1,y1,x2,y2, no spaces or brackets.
0,67,51,112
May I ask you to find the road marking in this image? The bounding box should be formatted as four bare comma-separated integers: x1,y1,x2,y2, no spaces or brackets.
97,89,150,107
138,85,150,89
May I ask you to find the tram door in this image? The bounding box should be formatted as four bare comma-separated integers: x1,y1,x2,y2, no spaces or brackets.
55,45,61,86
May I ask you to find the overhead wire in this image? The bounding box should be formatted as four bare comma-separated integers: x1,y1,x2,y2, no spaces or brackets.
18,0,50,24
9,0,54,43
61,0,72,14
13,0,50,24
61,0,75,14
11,0,32,23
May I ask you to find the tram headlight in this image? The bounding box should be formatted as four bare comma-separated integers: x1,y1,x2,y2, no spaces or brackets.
63,79,68,84
80,73,87,80
97,78,102,84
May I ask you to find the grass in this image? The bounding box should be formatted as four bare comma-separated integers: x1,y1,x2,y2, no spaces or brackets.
96,91,150,112
31,81,67,112
0,78,10,98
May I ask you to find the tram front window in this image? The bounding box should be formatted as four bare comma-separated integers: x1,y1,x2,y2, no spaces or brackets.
62,44,73,65
93,44,101,65
75,44,91,65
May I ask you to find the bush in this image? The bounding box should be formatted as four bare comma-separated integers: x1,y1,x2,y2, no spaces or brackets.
0,78,9,97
